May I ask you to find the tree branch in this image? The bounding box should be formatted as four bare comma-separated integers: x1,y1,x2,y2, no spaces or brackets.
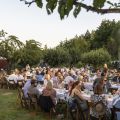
74,1,120,14
20,0,35,7
20,0,120,14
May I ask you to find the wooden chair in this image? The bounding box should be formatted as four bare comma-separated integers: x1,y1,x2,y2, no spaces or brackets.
27,93,38,111
56,99,68,120
67,98,79,120
74,97,89,120
8,80,17,89
17,88,30,109
0,77,8,89
17,79,25,88
38,95,55,120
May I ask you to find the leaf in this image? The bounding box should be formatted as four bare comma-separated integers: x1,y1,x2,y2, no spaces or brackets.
73,4,81,18
93,0,106,8
58,1,66,19
35,0,43,8
65,0,73,16
107,1,114,6
46,0,57,13
60,5,65,19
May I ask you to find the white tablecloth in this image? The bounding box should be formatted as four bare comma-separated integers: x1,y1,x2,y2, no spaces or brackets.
84,82,120,90
84,82,93,90
81,91,114,108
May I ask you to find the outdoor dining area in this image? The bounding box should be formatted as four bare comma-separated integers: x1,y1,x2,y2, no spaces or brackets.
0,65,120,120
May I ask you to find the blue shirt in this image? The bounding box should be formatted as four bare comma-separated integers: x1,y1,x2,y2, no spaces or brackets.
36,74,44,82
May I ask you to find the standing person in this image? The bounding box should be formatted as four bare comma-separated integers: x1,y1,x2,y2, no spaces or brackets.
26,64,30,71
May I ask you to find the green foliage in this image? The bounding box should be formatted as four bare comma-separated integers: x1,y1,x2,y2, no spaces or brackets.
91,20,120,60
73,4,81,18
81,48,111,67
91,20,116,48
0,19,119,68
14,40,43,67
35,0,43,8
93,0,106,8
44,47,70,67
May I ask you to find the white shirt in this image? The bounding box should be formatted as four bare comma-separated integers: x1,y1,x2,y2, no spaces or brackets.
7,74,18,83
17,74,24,81
64,76,74,84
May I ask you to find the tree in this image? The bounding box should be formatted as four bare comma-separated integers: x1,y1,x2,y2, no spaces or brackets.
81,48,111,67
0,30,24,69
111,21,120,61
15,39,43,67
20,0,120,19
91,20,116,49
43,47,70,67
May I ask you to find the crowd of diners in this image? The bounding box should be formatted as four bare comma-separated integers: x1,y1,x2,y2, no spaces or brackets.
0,63,120,120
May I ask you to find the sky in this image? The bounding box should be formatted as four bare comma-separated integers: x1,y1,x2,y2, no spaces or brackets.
0,0,119,48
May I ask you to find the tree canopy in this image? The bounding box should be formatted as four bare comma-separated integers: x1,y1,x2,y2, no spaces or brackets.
20,0,120,19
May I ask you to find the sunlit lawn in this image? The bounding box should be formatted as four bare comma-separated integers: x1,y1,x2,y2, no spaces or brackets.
0,89,49,120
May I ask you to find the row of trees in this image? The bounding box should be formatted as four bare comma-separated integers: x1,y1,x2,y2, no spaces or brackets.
0,20,120,69
43,20,120,67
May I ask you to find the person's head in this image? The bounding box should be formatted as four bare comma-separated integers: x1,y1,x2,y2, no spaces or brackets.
94,84,103,95
26,72,32,79
101,76,108,85
59,75,64,83
45,74,51,80
57,72,62,78
46,81,53,90
78,76,83,82
31,80,37,87
69,81,81,95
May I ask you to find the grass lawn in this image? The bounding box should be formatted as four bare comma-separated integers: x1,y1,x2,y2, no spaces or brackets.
0,89,50,120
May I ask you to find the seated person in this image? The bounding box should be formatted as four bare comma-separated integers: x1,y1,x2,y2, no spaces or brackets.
103,77,111,94
68,81,86,120
28,80,40,98
57,75,65,89
36,70,44,85
69,80,84,105
44,74,53,87
90,83,111,120
112,89,120,120
112,88,120,109
42,81,56,105
93,78,101,90
22,74,32,98
7,70,18,83
112,71,120,83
